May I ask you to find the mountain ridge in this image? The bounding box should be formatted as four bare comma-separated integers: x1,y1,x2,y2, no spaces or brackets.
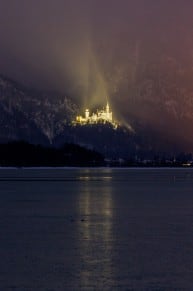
0,74,192,158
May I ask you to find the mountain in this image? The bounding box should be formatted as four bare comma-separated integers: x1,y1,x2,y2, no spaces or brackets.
0,75,137,158
0,74,192,160
0,75,78,144
102,48,193,152
0,75,139,158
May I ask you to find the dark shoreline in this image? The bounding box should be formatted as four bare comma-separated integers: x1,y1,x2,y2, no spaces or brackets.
0,141,192,168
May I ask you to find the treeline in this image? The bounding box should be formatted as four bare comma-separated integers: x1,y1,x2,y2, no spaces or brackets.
0,141,192,167
0,141,105,167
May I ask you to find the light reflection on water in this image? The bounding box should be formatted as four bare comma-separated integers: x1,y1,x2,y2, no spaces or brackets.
1,168,193,290
78,180,113,288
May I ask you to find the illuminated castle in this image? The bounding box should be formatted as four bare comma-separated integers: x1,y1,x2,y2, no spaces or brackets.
75,102,117,127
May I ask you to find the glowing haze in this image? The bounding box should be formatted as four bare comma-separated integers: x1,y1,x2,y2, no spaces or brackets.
1,0,193,149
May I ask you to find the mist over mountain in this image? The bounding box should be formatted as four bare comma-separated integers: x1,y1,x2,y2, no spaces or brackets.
0,1,193,151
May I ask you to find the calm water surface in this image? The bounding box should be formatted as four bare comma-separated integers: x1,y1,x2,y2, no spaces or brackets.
0,168,193,290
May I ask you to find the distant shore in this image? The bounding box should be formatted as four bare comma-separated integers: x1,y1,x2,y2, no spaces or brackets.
0,141,192,168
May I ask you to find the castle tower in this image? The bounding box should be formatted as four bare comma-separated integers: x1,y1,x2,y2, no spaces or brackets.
106,101,110,120
85,109,89,120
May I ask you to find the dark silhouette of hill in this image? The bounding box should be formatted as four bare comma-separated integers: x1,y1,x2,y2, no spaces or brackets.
0,141,104,167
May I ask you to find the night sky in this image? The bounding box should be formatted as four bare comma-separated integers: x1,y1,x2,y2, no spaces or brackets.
1,0,193,149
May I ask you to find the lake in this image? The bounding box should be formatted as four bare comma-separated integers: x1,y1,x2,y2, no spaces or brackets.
0,168,193,290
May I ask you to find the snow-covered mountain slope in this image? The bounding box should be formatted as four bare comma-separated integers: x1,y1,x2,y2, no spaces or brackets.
0,75,78,143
